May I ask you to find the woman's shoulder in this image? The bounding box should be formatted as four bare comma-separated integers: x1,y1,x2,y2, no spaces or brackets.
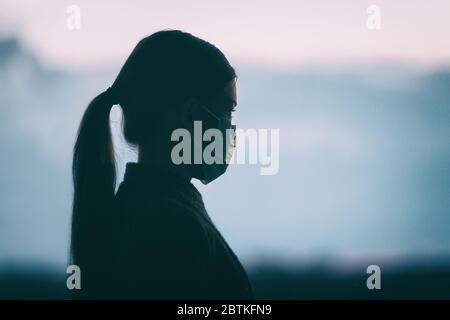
114,177,218,254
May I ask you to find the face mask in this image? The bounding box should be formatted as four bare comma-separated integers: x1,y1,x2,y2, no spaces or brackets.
196,104,236,185
200,120,236,185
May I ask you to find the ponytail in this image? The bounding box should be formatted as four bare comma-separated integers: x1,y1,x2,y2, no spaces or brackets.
71,89,117,288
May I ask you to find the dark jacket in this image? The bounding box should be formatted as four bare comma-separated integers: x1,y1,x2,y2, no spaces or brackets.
105,162,253,299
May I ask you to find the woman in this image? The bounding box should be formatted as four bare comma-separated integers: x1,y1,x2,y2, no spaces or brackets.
71,30,253,299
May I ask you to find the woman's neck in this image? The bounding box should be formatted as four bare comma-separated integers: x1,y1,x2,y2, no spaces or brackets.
138,145,193,182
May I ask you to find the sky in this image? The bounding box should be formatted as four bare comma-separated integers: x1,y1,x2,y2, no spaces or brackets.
1,0,450,70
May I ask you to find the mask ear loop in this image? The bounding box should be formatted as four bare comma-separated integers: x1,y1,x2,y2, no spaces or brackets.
197,102,235,129
197,102,220,121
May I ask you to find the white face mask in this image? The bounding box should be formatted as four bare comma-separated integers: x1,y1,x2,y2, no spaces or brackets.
200,120,236,185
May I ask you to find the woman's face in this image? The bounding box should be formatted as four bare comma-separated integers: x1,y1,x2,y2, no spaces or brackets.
191,80,237,183
192,79,237,132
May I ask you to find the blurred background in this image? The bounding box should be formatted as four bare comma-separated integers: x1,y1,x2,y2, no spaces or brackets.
0,0,449,299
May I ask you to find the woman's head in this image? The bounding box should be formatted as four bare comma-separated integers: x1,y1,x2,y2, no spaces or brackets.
111,30,236,145
71,30,236,274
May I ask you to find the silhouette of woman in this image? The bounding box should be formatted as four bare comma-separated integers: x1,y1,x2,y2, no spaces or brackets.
71,30,253,299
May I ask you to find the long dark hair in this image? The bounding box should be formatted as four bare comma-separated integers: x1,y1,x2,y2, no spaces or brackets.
71,30,236,288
